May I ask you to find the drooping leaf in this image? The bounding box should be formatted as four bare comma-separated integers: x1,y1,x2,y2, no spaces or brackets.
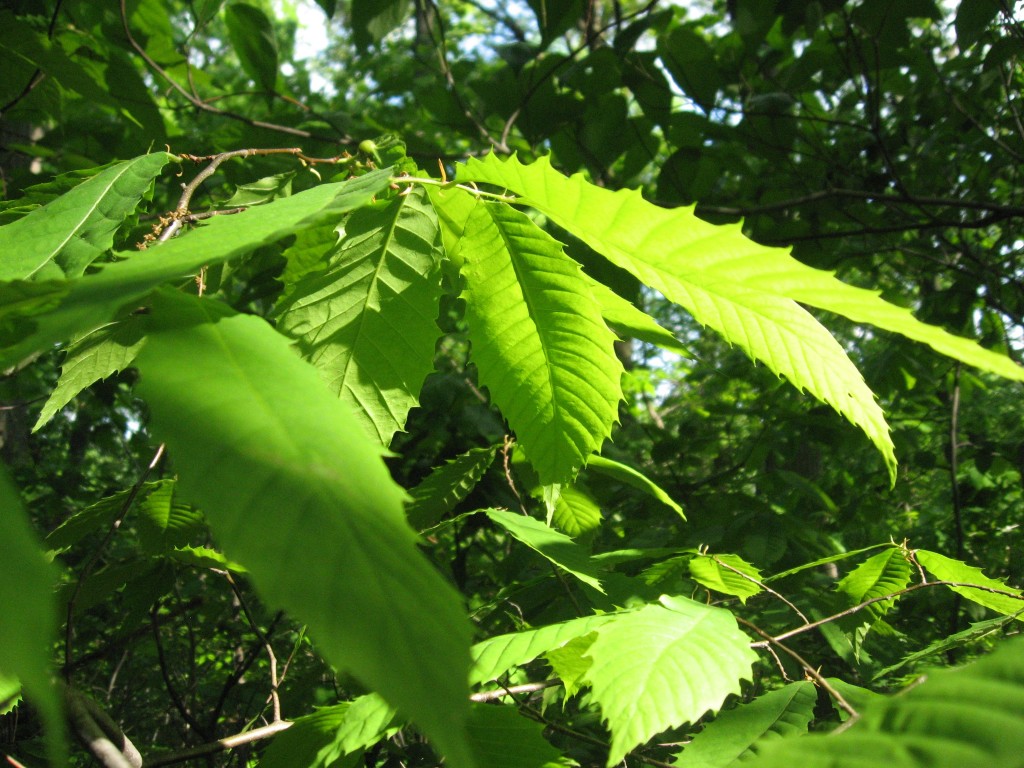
192,0,224,27
674,682,816,767
0,169,392,369
260,705,364,768
748,636,1024,768
459,199,623,484
277,187,445,445
458,155,1024,478
405,445,499,531
585,275,693,357
467,704,564,768
166,545,246,572
471,613,618,686
764,544,890,582
545,632,597,699
224,3,279,92
0,467,66,765
134,289,474,768
583,594,758,766
33,315,146,431
551,482,603,538
46,481,165,551
0,152,175,281
916,549,1024,618
486,508,604,593
837,547,912,621
689,554,763,604
587,454,684,518
279,223,342,287
872,613,1023,681
351,0,414,50
221,171,294,207
134,480,206,553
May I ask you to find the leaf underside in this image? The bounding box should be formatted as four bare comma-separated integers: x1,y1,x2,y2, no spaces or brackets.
135,290,474,768
278,186,444,445
458,198,623,484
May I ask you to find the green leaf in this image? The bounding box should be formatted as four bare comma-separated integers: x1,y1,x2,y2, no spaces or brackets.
0,672,20,716
471,613,618,686
192,0,224,26
689,554,763,604
0,153,175,281
467,703,564,768
749,636,1024,768
277,187,445,445
351,0,414,49
587,454,684,518
583,595,758,766
955,0,1000,48
458,155,1024,479
134,290,474,768
0,467,66,765
551,482,603,538
224,3,279,92
872,613,1021,681
405,445,498,531
46,481,165,551
134,480,206,553
674,682,817,767
166,545,246,572
260,705,365,768
278,223,342,287
545,632,596,699
764,544,891,582
459,199,623,484
0,169,392,370
837,547,912,621
486,508,604,593
222,171,294,207
915,549,1024,618
33,315,146,431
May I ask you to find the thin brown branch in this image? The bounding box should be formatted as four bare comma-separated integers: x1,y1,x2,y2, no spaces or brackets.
711,555,809,623
64,443,166,675
118,0,342,143
771,580,1024,644
223,572,284,722
470,679,562,702
144,720,294,767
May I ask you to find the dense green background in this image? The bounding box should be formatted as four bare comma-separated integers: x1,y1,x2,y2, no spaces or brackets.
1,1,1022,766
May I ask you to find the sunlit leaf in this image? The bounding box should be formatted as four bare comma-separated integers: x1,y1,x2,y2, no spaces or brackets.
584,594,758,765
749,637,1024,768
0,153,175,281
486,508,604,592
33,316,146,431
837,547,912,621
135,289,474,768
689,553,763,603
916,549,1024,618
674,682,816,767
459,199,623,484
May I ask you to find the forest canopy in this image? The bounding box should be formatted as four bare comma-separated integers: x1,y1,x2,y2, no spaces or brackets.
1,1,1023,767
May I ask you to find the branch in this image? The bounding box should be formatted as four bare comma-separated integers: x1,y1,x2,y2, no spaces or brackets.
144,720,294,768
64,443,165,674
118,0,344,143
65,686,142,768
771,580,1024,644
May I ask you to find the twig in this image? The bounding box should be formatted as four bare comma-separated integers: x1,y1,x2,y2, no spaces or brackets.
144,720,294,767
738,618,859,721
223,572,284,722
771,580,1024,644
118,0,344,143
470,679,562,702
711,555,809,623
150,603,210,740
65,686,142,768
64,443,165,675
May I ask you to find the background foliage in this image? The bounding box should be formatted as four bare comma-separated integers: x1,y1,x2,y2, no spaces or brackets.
2,1,1023,767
